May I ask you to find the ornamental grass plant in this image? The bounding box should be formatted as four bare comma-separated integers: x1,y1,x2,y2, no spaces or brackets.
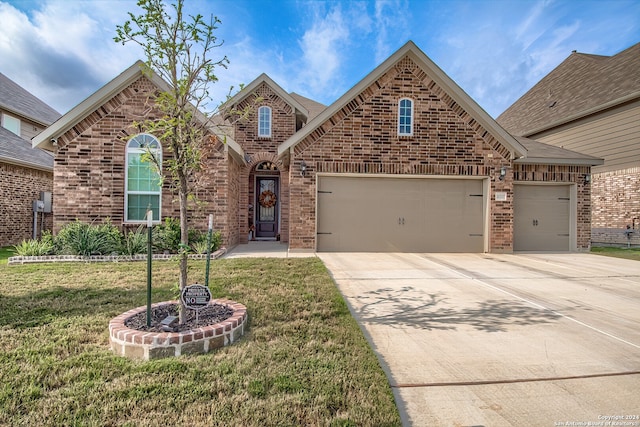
0,257,401,426
11,219,222,257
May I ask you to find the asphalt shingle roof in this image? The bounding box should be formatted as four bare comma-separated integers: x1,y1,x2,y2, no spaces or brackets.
514,135,603,165
497,42,640,136
0,72,61,125
289,92,326,121
0,126,53,170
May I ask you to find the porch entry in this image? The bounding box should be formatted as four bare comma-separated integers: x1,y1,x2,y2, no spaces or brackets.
255,177,279,239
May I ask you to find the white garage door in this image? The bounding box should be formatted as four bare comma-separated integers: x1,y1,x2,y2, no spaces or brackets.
513,185,571,251
317,176,485,252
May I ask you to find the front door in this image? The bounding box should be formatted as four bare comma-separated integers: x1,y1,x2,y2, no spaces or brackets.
255,177,279,239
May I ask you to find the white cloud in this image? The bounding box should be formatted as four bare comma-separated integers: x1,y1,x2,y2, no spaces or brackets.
0,0,141,112
514,0,549,49
373,0,410,63
297,5,349,98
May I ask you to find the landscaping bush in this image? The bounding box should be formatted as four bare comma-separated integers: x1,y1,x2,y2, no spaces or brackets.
153,217,182,253
11,218,222,258
56,219,122,256
191,231,222,254
154,218,220,254
121,226,148,255
13,238,54,256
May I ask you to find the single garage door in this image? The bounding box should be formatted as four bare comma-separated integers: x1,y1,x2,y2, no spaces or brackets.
317,176,485,252
513,185,570,251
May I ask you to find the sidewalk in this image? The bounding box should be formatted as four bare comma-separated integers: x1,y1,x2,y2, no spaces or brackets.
223,241,316,258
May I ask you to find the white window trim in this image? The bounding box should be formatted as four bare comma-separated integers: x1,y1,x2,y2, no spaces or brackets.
398,98,414,136
124,134,162,223
258,106,272,138
2,113,21,136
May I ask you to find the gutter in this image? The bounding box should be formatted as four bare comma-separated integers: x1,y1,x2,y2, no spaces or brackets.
1,157,53,172
514,157,604,166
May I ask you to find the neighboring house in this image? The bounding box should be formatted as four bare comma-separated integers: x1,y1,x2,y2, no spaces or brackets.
34,41,602,253
0,72,60,247
498,42,640,246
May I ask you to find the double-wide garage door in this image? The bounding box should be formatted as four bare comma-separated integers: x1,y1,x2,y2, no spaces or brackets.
317,176,485,252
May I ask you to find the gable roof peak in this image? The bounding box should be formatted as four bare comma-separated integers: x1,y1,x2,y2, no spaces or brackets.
278,40,526,158
222,73,309,120
32,60,244,162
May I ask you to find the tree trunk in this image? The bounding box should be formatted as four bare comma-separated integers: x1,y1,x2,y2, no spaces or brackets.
178,171,189,324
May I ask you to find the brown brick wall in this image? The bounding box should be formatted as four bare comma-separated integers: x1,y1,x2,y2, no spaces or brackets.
52,76,236,246
218,153,241,247
232,83,296,244
235,83,296,154
0,162,53,246
288,57,513,251
591,167,640,245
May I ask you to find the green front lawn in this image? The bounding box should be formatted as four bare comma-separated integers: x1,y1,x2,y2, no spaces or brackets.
0,258,400,426
0,246,15,265
591,246,640,261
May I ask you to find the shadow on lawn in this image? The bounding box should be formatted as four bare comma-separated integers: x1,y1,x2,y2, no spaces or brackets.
353,286,561,333
0,286,160,329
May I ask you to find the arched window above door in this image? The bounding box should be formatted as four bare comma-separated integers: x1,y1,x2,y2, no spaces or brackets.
256,161,278,171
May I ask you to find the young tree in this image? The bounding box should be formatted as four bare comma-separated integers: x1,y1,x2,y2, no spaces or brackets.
115,0,228,323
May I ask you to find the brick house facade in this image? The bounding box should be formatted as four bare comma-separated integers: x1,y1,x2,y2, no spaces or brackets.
0,161,53,246
0,72,60,247
35,42,601,252
36,70,243,245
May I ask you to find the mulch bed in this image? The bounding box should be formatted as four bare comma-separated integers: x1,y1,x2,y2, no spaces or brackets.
124,303,234,333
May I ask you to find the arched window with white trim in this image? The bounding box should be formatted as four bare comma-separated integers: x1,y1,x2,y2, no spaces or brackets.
258,106,272,137
398,98,413,136
125,134,162,222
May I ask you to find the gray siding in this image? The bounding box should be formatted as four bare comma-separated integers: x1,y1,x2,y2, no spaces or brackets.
532,100,640,173
1,107,46,142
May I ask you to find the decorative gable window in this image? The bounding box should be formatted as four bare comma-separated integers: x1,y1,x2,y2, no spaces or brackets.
125,134,162,222
2,113,21,136
398,98,413,136
258,106,272,137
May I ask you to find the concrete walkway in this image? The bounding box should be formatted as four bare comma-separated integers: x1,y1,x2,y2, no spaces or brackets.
222,241,315,258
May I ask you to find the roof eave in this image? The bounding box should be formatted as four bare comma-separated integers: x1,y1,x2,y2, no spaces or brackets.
514,157,604,166
0,106,53,127
0,157,53,172
221,134,246,165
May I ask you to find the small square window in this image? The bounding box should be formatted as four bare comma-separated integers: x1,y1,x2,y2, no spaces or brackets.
2,114,21,136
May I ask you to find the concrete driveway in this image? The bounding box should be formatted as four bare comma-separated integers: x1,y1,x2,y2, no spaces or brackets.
318,252,640,427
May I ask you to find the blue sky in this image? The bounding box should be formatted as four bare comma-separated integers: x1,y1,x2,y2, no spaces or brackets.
1,0,638,118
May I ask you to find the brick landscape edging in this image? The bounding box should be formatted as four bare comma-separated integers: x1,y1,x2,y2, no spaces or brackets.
109,299,247,360
7,248,227,265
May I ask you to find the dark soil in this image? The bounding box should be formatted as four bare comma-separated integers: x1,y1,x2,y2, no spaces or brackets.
125,303,234,333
